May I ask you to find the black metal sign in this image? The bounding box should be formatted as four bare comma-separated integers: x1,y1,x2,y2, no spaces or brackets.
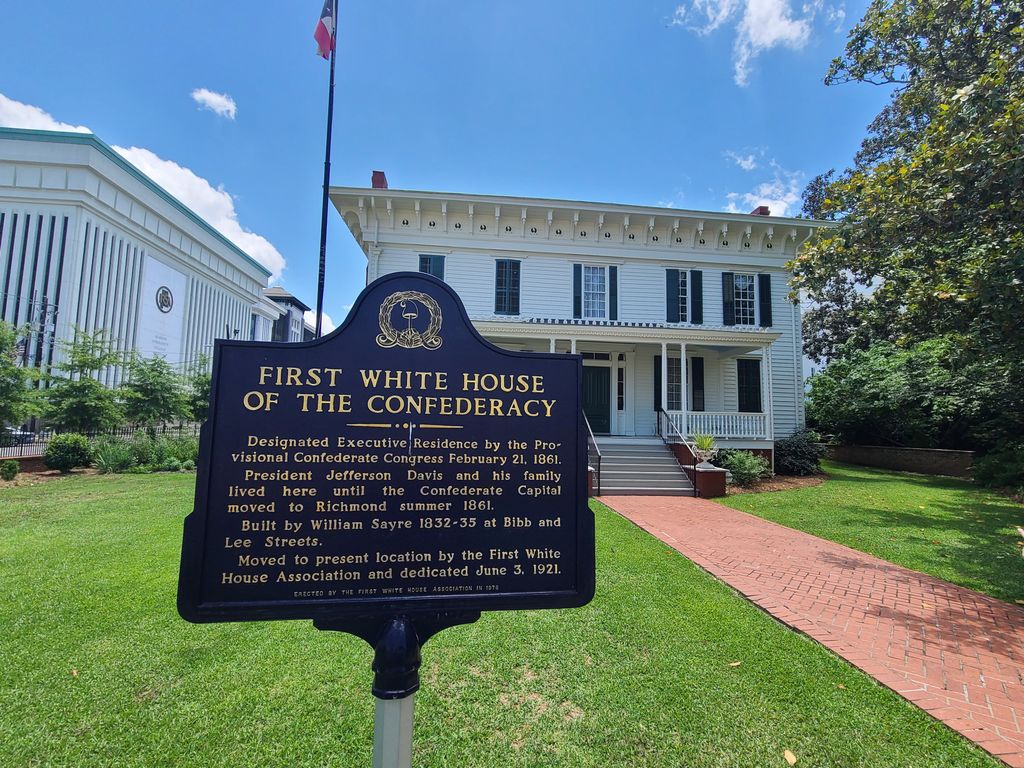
178,272,594,624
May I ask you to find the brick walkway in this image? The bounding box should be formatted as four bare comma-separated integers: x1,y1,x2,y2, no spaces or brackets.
599,495,1024,767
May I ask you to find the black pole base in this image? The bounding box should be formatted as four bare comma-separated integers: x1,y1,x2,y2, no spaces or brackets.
315,612,480,699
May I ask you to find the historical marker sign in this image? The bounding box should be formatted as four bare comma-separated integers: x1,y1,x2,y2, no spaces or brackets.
178,272,595,623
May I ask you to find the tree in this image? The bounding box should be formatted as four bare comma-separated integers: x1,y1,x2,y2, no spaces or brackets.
0,322,33,429
185,354,211,423
43,328,123,433
792,0,1023,448
120,355,189,427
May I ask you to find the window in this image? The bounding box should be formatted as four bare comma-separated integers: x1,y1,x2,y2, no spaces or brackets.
583,265,606,319
494,259,520,315
733,273,756,325
617,366,625,410
419,254,444,280
667,357,683,410
737,358,762,412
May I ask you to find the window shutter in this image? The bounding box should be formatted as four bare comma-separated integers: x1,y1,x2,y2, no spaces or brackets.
666,269,680,323
722,272,735,326
691,356,705,411
653,355,662,412
758,273,772,327
737,359,762,413
609,265,618,321
689,269,703,324
509,260,520,315
572,264,582,319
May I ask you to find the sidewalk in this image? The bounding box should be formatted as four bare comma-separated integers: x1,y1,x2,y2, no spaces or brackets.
599,495,1024,767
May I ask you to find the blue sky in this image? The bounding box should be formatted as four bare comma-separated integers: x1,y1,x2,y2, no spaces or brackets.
0,0,890,330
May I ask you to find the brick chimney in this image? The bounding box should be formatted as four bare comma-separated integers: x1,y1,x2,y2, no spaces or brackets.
371,170,388,189
750,205,771,216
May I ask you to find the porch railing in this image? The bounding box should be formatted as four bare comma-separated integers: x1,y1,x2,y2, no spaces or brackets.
583,412,601,496
666,411,769,440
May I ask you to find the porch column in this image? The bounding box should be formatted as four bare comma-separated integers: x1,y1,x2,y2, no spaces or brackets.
760,347,770,439
570,338,577,354
765,344,774,441
660,341,668,414
679,342,688,437
549,338,556,353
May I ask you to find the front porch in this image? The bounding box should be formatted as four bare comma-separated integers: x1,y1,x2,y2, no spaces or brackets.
473,319,781,444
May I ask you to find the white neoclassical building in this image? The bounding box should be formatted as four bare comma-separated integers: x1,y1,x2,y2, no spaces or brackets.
332,177,826,467
0,127,285,386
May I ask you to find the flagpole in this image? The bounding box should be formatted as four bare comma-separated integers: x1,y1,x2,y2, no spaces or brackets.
314,0,338,338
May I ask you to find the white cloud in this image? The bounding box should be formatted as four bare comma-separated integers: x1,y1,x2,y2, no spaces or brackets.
724,162,803,216
725,150,758,171
671,0,843,85
113,146,285,280
0,94,90,133
190,88,237,120
304,310,336,334
0,93,284,281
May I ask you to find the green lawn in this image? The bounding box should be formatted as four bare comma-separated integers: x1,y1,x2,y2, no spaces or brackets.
0,474,1000,767
722,461,1024,604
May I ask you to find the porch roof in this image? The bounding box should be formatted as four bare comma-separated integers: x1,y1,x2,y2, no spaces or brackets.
472,316,781,347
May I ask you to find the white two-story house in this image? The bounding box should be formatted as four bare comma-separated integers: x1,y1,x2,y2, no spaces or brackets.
332,179,824,491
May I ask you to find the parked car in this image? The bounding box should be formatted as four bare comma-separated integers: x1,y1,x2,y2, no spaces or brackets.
2,427,34,446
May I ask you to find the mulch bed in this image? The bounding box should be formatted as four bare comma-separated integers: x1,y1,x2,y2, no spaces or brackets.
727,474,827,495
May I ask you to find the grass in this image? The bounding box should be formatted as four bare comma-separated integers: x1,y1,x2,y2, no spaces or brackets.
0,473,1002,767
722,461,1024,604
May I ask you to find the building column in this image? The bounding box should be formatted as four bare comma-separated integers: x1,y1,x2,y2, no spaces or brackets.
679,342,688,437
549,338,556,353
660,341,668,413
765,344,774,441
761,347,771,439
570,338,577,354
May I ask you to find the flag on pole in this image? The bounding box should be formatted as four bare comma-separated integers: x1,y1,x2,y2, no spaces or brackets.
314,0,335,59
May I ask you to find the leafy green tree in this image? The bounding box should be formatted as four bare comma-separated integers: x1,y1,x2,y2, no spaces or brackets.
0,322,33,429
794,0,1024,367
43,328,123,433
808,337,1022,450
120,355,189,427
185,354,212,423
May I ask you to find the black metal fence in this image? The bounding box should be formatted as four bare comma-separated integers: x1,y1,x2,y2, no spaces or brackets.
0,423,202,460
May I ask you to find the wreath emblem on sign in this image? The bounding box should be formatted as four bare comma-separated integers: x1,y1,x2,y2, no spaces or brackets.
155,286,174,314
376,291,443,350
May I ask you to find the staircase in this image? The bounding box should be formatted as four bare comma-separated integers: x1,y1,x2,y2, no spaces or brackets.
595,437,694,496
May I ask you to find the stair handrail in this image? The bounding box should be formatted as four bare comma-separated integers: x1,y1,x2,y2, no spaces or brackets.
658,408,699,497
582,411,601,496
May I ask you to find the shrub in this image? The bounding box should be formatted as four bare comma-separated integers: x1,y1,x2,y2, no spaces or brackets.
158,457,182,473
181,458,196,471
167,435,199,464
716,449,770,487
91,437,136,474
973,441,1024,489
774,429,827,476
45,433,92,474
0,459,18,481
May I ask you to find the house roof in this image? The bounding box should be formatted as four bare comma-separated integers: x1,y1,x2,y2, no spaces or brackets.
263,286,311,312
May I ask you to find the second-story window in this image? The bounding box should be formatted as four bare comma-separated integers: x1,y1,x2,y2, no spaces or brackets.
733,273,756,325
419,254,445,280
583,265,606,318
494,259,520,315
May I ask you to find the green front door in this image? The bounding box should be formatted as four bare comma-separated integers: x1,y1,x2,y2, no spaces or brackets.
582,366,611,434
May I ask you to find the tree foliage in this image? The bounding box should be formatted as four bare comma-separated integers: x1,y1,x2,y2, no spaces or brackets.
0,322,32,428
185,354,212,423
120,355,188,427
43,329,123,433
795,0,1023,453
794,0,1024,367
808,338,1022,449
